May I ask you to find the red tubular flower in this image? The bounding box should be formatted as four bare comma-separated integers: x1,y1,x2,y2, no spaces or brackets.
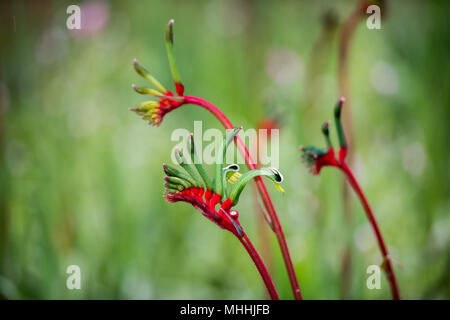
164,186,243,237
300,97,401,300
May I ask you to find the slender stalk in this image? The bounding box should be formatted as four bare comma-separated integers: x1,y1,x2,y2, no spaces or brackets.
183,95,302,299
340,162,400,300
253,185,274,299
254,133,274,298
238,233,279,300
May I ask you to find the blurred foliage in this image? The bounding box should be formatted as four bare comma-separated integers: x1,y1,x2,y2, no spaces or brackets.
0,0,449,299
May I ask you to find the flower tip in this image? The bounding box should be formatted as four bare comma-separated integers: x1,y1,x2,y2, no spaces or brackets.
133,58,138,65
268,167,283,183
131,84,137,90
163,163,167,168
224,164,240,172
189,133,193,137
165,19,174,44
321,121,330,135
334,97,344,119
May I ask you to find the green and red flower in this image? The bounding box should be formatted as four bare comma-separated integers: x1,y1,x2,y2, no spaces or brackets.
163,127,284,238
300,97,347,174
129,20,184,126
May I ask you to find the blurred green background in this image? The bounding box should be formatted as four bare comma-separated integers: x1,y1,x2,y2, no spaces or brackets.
0,0,449,299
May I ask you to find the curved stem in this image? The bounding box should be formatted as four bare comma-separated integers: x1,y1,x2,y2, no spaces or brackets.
340,162,400,300
238,233,279,300
183,95,302,300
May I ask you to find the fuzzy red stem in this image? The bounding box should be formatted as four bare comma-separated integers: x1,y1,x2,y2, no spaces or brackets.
340,162,400,300
238,233,279,300
183,95,302,300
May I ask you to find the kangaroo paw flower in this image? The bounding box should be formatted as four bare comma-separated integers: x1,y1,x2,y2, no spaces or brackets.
299,96,401,300
162,128,285,239
130,59,185,126
299,97,349,174
130,19,188,126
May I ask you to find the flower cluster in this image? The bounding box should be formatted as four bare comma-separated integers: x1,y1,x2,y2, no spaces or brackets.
300,97,347,174
129,20,185,126
163,127,284,238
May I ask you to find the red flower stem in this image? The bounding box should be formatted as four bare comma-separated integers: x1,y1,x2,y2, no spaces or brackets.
253,134,275,298
340,162,400,300
183,95,302,300
238,233,279,300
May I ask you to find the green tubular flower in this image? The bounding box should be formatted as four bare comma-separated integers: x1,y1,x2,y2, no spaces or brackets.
128,100,160,114
188,134,213,190
214,127,242,198
133,59,167,93
166,187,182,194
334,97,346,148
165,19,184,95
132,84,162,96
229,168,284,206
165,182,184,191
163,163,197,187
174,148,204,188
321,121,333,148
164,176,191,189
